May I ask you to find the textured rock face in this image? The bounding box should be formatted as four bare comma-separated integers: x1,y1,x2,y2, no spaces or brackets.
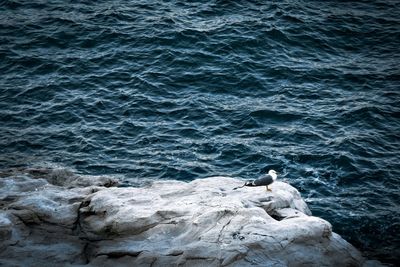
0,169,383,267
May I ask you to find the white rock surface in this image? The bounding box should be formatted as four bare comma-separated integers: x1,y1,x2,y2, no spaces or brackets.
0,169,384,267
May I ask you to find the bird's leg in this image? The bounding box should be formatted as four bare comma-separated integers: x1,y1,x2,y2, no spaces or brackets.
266,185,272,192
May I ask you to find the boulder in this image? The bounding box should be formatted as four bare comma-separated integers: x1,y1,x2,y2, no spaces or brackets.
0,169,384,267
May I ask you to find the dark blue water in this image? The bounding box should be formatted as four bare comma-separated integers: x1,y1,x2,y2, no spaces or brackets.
1,0,399,264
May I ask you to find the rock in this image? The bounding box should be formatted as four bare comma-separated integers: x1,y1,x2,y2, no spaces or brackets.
0,170,384,267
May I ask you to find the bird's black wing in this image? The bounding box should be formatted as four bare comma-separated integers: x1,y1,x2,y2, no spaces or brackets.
252,174,274,186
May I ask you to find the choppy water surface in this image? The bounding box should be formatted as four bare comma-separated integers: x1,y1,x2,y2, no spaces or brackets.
1,0,399,264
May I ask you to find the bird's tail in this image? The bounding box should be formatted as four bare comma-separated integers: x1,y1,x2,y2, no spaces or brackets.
233,184,245,190
233,180,255,190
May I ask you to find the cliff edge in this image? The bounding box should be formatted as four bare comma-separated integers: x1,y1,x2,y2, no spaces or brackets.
0,169,383,266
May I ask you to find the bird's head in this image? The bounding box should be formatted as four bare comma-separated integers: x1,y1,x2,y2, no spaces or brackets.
268,170,278,180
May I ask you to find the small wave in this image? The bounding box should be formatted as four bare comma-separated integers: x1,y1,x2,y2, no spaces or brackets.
249,109,302,122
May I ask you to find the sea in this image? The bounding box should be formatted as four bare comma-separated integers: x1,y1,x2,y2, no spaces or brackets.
0,0,399,264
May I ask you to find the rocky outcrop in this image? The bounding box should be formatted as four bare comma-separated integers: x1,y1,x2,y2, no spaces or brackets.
0,169,383,266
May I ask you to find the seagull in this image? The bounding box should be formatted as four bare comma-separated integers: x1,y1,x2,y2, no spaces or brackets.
233,170,278,191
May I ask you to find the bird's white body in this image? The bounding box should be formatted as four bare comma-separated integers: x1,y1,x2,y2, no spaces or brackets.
268,170,278,181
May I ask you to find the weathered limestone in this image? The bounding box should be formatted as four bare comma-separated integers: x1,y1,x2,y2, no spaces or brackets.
0,169,383,266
